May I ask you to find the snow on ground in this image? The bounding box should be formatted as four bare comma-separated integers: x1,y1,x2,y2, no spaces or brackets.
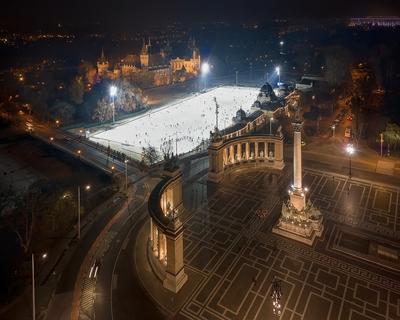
89,86,259,158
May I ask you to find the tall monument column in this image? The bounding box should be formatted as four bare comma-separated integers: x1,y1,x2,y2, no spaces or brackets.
293,124,302,190
273,91,323,245
290,121,306,212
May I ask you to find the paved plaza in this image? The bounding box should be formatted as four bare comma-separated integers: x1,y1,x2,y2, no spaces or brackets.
167,167,400,320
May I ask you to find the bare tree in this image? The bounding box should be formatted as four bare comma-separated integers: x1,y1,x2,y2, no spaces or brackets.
141,145,159,165
4,183,46,254
92,97,113,122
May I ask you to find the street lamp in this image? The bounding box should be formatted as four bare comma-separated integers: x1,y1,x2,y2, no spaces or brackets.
271,276,282,316
279,41,284,54
32,252,48,320
275,66,281,84
331,125,336,139
109,85,118,123
380,133,384,157
77,184,91,239
270,117,274,134
124,159,128,191
201,62,210,91
346,144,354,178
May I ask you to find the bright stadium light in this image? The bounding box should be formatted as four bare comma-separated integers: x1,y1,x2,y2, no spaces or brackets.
201,62,210,91
275,66,281,83
201,62,210,75
109,85,117,97
109,85,118,123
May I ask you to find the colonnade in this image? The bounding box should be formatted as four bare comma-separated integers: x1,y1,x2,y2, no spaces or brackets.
208,134,284,183
148,169,188,293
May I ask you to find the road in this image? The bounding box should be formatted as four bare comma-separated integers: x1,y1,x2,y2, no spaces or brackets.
21,113,144,180
79,176,167,320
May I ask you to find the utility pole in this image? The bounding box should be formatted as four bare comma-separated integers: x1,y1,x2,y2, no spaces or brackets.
235,70,238,86
125,160,128,191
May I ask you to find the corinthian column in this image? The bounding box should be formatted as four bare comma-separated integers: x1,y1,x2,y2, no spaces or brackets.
293,122,303,191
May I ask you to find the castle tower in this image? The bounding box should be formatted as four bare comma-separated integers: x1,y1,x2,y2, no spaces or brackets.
97,48,109,77
140,39,149,69
272,93,323,245
190,38,201,73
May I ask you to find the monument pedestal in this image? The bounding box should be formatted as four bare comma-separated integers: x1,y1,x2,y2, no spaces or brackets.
289,190,305,212
272,196,324,246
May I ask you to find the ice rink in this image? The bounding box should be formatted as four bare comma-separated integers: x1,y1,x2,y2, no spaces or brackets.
89,86,259,158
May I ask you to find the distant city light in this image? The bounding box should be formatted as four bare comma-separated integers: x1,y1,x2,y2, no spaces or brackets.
279,41,284,46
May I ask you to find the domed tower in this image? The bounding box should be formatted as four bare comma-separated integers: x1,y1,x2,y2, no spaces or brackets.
140,39,150,69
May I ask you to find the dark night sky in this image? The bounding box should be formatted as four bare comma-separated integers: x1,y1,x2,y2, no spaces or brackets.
2,0,400,29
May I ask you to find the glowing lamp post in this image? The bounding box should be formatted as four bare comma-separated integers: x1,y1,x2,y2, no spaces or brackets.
201,62,210,91
109,85,118,123
77,184,91,239
275,66,281,84
346,144,354,178
124,159,128,191
31,252,48,320
270,117,274,134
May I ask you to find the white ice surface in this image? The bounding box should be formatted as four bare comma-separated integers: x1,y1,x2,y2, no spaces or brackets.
90,86,259,157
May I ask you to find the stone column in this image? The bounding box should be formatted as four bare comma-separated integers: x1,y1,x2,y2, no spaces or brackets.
230,145,234,163
290,122,305,211
255,142,259,159
246,142,250,160
208,140,224,183
293,122,303,190
163,226,188,293
149,218,154,246
157,229,162,259
238,143,242,161
223,148,227,165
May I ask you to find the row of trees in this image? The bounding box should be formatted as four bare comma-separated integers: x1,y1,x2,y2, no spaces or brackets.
16,61,146,126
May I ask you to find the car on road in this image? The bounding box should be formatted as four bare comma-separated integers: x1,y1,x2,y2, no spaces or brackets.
344,127,352,138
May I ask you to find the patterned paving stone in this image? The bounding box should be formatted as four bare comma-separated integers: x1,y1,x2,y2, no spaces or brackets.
175,168,400,320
